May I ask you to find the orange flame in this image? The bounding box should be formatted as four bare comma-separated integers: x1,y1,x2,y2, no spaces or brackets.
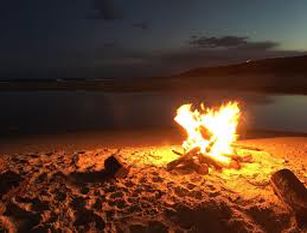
174,101,240,165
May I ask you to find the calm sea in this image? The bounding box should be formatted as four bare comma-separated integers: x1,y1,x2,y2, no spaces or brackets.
0,90,306,135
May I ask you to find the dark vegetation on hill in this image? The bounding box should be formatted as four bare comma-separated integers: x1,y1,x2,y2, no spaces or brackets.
1,55,307,94
166,55,307,94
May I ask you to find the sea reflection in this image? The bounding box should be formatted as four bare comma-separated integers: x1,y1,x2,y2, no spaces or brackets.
0,91,306,135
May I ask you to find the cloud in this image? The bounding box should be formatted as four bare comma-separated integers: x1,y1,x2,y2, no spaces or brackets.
239,41,279,50
103,41,117,48
32,35,305,78
88,43,304,78
189,35,278,50
132,22,149,30
87,0,123,20
189,36,248,48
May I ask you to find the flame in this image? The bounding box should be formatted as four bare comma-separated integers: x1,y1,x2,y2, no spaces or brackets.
174,101,240,165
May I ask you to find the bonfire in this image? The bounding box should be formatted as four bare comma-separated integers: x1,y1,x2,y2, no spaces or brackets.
167,101,253,173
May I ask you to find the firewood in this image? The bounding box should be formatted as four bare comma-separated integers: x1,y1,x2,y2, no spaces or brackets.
183,155,209,175
167,147,210,174
195,163,209,175
270,169,307,227
229,160,241,169
166,157,190,171
232,143,261,151
240,154,253,163
167,146,254,173
231,154,253,163
184,147,201,157
167,148,220,173
166,147,199,170
167,156,209,175
171,149,183,156
197,154,223,170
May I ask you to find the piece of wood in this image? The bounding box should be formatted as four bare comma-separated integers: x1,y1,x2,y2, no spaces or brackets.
167,147,217,174
166,147,199,171
229,160,241,169
104,154,129,178
171,149,183,156
197,154,223,170
195,163,209,175
167,146,255,173
232,143,262,151
231,154,253,163
270,169,307,227
167,156,209,175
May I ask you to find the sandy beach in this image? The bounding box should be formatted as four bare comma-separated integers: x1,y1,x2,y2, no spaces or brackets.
0,130,306,232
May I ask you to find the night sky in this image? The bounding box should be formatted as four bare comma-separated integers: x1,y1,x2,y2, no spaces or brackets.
1,0,307,79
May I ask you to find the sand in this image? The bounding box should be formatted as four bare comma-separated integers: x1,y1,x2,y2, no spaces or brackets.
0,130,306,233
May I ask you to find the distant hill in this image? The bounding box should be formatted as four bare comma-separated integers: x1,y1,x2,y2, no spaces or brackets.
176,55,307,77
1,55,307,94
165,55,307,94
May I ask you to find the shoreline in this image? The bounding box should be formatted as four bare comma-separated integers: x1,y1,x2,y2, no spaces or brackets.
1,128,307,154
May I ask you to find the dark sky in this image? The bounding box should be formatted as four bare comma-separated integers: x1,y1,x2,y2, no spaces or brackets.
1,0,307,78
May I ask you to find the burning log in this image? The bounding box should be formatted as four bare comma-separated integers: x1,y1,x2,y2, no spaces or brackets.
171,149,183,156
270,169,307,227
167,148,209,174
230,154,253,163
167,146,255,174
196,153,224,170
171,101,257,173
167,148,200,170
171,102,255,172
167,148,230,174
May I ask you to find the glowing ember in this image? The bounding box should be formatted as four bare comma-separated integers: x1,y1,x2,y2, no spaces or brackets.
174,101,240,166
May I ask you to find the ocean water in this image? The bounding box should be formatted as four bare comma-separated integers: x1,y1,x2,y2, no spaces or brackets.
0,90,306,135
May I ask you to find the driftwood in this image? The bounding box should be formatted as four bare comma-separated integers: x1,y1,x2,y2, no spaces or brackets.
104,154,129,178
69,154,129,183
270,169,307,227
